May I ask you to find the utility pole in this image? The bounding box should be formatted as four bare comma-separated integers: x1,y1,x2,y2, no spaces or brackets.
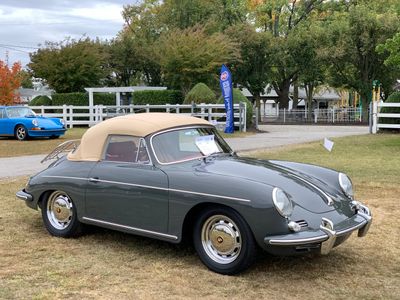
5,50,9,66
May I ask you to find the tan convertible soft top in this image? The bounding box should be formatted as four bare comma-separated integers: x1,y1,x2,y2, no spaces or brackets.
68,113,212,161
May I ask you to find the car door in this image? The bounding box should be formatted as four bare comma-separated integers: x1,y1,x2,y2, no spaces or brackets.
84,135,169,233
0,107,11,135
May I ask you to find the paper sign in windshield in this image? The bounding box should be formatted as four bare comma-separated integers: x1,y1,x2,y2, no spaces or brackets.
195,135,220,156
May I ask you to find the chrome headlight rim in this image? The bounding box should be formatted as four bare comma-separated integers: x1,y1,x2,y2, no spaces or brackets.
60,118,65,126
272,187,293,218
338,173,354,198
32,119,38,127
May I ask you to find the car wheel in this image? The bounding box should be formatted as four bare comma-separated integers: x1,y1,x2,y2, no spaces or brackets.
15,125,28,141
41,190,82,237
193,207,257,275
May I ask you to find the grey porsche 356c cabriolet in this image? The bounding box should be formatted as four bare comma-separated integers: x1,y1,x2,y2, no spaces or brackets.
17,113,372,274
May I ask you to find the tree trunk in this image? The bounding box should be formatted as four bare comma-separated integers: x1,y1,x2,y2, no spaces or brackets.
360,92,370,123
254,93,261,123
293,80,299,109
274,79,291,109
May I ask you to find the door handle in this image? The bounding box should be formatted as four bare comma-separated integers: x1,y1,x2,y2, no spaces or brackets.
89,177,99,183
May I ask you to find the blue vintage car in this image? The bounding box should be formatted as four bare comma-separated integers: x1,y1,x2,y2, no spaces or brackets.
0,106,66,140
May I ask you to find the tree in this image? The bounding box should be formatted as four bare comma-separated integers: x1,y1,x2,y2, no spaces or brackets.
0,60,21,105
249,0,324,108
28,38,108,93
377,32,400,67
19,70,33,89
156,26,239,94
226,24,272,118
320,1,400,119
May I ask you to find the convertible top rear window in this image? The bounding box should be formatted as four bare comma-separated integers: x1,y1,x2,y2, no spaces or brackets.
151,127,231,164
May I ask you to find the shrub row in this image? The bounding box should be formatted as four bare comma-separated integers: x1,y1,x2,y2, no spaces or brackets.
31,90,183,106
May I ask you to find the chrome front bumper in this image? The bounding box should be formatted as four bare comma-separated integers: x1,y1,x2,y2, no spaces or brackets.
264,203,372,255
16,189,33,202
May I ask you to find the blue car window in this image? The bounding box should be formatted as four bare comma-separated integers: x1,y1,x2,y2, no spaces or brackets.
5,107,36,118
0,108,4,119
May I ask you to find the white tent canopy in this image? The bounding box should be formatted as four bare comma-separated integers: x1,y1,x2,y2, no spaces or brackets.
84,86,167,107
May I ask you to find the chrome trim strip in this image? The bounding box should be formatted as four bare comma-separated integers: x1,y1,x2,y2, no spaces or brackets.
267,235,328,246
168,188,251,203
289,173,334,206
336,220,366,236
16,192,28,200
43,176,251,203
82,217,178,240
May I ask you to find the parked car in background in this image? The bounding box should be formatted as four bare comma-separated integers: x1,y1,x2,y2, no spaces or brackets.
0,106,66,140
16,113,372,274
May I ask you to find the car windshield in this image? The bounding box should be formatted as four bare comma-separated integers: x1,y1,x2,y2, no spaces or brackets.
152,127,232,164
6,107,36,118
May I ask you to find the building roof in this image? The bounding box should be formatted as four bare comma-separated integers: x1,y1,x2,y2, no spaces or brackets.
68,113,212,161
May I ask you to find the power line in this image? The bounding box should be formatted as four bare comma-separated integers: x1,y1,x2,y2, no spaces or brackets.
0,45,31,54
0,43,39,50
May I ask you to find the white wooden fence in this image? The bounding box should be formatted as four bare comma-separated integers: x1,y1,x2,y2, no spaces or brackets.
30,103,247,132
372,101,400,133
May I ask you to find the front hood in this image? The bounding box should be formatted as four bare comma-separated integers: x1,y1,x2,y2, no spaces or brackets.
195,156,342,213
36,117,63,129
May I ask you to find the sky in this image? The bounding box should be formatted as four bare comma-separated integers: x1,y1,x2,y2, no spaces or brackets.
0,0,132,68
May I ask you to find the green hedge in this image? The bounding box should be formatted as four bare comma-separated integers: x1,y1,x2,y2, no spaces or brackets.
132,90,183,105
30,95,52,106
380,91,400,125
218,88,253,128
184,83,216,104
51,92,115,106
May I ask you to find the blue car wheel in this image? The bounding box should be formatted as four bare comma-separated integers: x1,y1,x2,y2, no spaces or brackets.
15,125,28,141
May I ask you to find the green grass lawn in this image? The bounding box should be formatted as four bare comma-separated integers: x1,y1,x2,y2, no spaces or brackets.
0,134,399,299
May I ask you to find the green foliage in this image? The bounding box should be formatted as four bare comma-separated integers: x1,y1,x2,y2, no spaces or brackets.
377,32,400,67
30,95,52,106
218,88,253,128
19,70,33,89
380,92,400,125
28,38,108,93
132,90,183,105
156,26,239,94
52,93,115,106
183,83,216,104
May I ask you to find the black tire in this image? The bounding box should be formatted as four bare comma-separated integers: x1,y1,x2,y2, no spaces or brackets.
193,207,257,275
15,125,28,141
41,190,82,238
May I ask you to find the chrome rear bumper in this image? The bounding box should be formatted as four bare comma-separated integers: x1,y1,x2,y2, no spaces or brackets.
264,202,372,254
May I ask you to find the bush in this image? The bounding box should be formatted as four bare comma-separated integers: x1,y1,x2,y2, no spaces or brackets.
218,88,253,128
133,90,183,105
380,91,400,125
30,95,52,106
52,92,117,106
184,83,216,104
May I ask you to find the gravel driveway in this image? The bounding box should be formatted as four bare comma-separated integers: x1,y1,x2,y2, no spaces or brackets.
0,125,369,179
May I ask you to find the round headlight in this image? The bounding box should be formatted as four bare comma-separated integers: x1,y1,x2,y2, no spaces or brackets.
60,119,65,126
339,173,353,198
32,119,38,127
272,187,293,218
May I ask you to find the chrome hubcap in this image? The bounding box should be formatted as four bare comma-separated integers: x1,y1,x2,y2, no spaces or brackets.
46,191,73,230
17,127,26,139
201,215,242,264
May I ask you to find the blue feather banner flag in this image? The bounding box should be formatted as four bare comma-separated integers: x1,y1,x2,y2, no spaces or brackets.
219,64,234,133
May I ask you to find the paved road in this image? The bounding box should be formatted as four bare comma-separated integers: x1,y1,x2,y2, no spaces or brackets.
0,125,368,179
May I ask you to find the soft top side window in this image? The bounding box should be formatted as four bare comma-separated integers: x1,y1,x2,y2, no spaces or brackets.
0,108,4,119
104,135,149,164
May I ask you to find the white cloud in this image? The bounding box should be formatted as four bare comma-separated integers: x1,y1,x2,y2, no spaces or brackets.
69,3,124,23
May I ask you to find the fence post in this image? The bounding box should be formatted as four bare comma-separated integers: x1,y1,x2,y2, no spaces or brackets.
208,107,212,122
146,104,150,113
372,101,378,134
69,105,74,128
191,102,195,116
255,106,259,130
99,105,104,122
332,108,335,123
283,108,286,123
238,103,243,132
369,102,372,133
314,109,318,123
62,104,67,126
166,104,170,113
201,105,205,119
243,102,247,132
176,104,180,114
41,106,45,116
